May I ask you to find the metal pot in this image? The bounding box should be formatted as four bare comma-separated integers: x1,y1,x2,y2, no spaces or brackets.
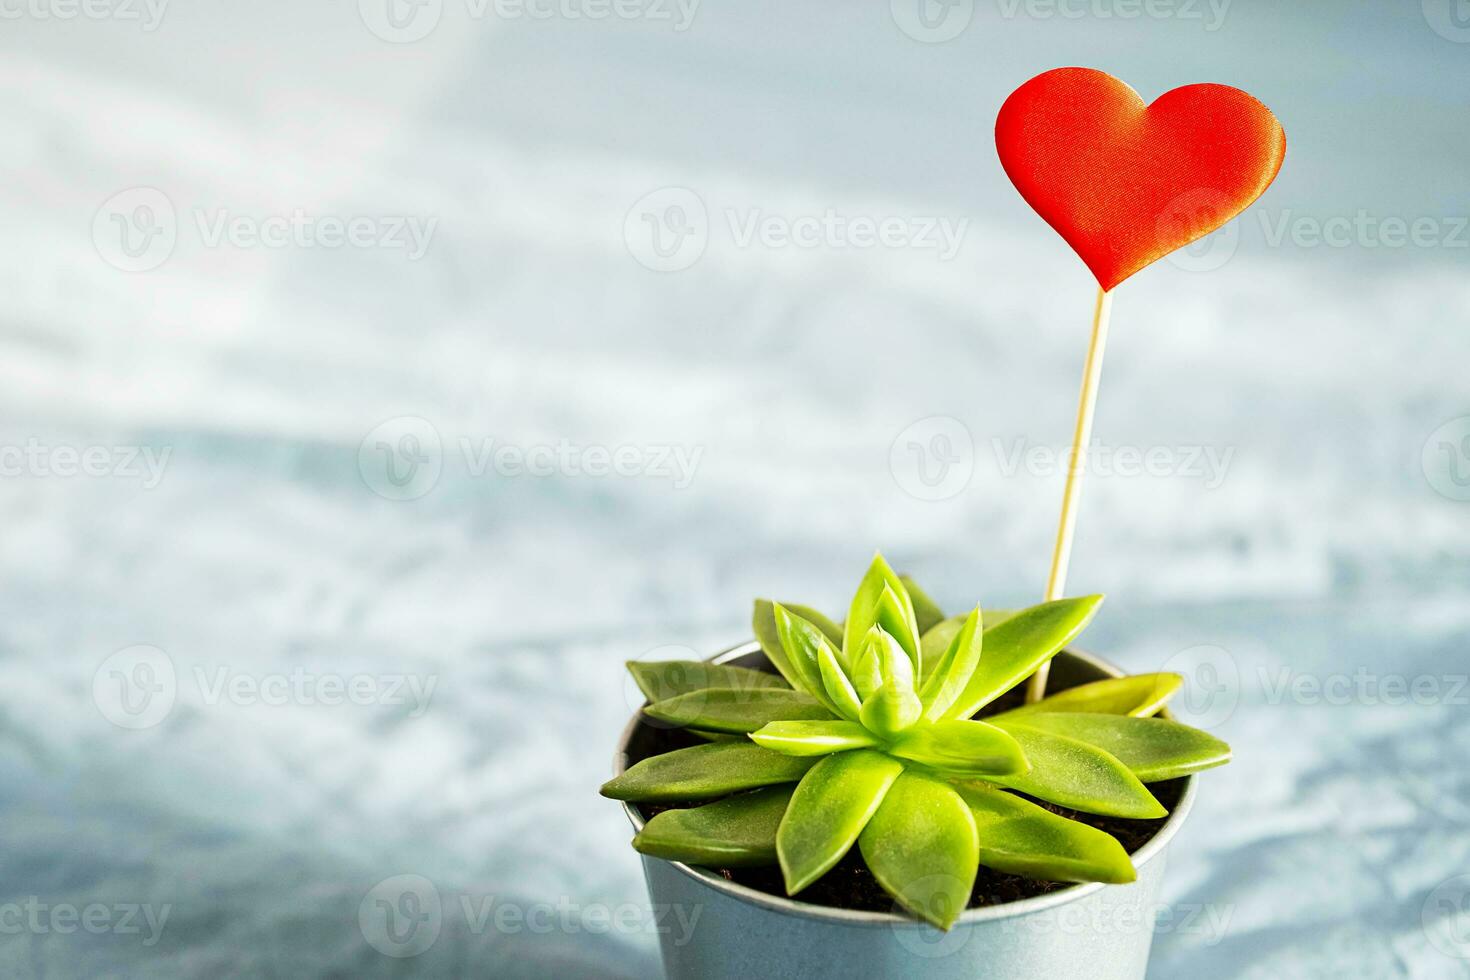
614,642,1196,980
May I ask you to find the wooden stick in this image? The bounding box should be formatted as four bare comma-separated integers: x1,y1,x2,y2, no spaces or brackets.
1026,286,1114,703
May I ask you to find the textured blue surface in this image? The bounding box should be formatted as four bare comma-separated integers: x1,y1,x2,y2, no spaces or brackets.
2,2,1469,977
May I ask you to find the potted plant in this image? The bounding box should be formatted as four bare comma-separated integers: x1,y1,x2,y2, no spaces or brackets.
602,553,1230,979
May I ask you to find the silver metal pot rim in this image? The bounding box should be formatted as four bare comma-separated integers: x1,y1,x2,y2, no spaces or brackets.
614,640,1198,929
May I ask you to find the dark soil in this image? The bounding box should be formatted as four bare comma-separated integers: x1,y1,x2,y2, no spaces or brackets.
624,650,1188,913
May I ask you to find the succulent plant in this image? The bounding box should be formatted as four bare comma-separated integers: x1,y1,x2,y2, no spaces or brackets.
603,554,1231,930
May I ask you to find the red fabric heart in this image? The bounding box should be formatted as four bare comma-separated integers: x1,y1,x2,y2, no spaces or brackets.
996,67,1286,291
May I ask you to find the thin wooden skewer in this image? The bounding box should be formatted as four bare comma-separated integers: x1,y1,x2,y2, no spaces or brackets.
1026,286,1113,703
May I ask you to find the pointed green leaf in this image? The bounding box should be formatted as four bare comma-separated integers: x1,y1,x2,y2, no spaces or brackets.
953,781,1136,884
644,688,834,734
851,642,883,700
1002,713,1231,782
777,750,905,894
753,601,842,693
859,772,978,930
983,721,1166,818
633,786,791,868
888,719,1028,776
601,742,817,802
942,596,1105,721
918,606,982,722
998,674,1182,719
773,603,843,714
788,604,844,647
919,615,965,688
816,641,863,721
865,626,915,695
876,585,921,670
626,660,789,706
859,683,923,737
843,554,919,670
750,720,879,756
900,575,945,636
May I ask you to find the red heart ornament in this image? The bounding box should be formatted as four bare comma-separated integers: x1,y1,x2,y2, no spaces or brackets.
996,67,1286,291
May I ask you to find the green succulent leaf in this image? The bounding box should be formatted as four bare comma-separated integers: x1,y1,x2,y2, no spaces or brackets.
752,600,842,693
852,627,922,736
750,720,880,756
859,683,924,737
983,721,1166,818
953,781,1136,884
777,749,905,895
899,575,946,636
850,635,885,700
633,786,791,868
859,772,979,930
772,604,845,714
644,688,834,735
843,554,920,672
875,586,921,668
626,660,790,706
816,641,863,721
601,742,817,802
888,719,1028,776
918,615,964,688
918,606,982,722
942,595,1105,721
999,673,1182,719
1002,713,1231,782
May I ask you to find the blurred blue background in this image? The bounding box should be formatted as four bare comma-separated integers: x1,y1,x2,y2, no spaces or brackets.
2,1,1469,977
